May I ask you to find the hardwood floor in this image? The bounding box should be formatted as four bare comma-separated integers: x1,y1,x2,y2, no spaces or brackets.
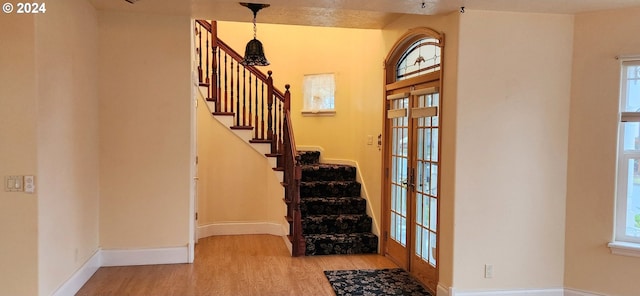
76,235,398,295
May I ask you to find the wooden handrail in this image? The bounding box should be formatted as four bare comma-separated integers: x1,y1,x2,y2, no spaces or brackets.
284,108,304,256
197,19,284,99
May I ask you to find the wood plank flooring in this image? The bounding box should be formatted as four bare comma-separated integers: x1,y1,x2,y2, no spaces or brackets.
76,235,398,296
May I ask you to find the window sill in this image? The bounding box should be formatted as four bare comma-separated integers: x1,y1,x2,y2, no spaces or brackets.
301,110,336,117
608,241,640,257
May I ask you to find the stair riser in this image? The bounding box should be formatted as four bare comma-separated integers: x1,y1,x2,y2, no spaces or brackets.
303,216,372,234
301,166,356,182
297,150,378,256
301,199,366,215
305,235,378,256
298,151,320,165
300,182,361,197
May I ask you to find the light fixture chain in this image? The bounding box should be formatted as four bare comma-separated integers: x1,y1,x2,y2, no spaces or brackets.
253,15,257,39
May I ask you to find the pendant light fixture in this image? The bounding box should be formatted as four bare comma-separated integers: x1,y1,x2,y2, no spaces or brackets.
240,2,270,66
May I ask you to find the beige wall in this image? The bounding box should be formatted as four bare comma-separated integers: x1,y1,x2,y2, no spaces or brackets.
35,0,100,294
565,7,640,296
98,11,192,249
0,14,39,296
455,10,573,290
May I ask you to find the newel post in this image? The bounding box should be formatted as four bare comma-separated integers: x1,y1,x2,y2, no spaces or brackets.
284,84,291,111
267,71,275,153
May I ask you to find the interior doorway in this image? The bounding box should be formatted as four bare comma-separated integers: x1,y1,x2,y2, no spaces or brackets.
381,28,444,293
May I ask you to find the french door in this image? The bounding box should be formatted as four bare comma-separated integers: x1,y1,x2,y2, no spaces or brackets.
384,74,441,292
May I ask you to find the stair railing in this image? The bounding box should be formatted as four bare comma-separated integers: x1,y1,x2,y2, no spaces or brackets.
195,20,286,152
195,20,304,256
283,106,305,256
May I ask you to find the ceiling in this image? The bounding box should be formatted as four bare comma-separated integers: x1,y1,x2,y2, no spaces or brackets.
88,0,640,29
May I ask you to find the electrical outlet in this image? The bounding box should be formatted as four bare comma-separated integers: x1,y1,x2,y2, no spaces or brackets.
484,264,493,278
24,175,35,193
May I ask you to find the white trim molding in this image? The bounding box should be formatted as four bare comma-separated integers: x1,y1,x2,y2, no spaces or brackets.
101,246,190,267
565,288,607,296
197,222,287,239
436,284,449,296
52,250,102,296
449,288,564,296
608,241,640,258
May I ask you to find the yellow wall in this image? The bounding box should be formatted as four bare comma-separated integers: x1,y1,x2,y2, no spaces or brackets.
0,14,39,296
35,0,100,294
455,10,573,290
216,20,387,239
565,7,640,296
98,11,192,249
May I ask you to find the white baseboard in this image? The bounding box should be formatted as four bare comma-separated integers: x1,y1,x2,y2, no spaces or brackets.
450,288,564,296
437,284,449,296
197,222,286,239
101,246,190,267
450,288,604,296
52,250,101,296
564,288,606,296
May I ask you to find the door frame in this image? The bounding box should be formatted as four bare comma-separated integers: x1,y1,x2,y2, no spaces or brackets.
380,27,444,293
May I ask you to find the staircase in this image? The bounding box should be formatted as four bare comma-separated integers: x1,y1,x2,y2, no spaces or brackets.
195,20,377,257
298,151,378,255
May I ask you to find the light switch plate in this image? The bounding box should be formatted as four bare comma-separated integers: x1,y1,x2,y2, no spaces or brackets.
5,176,23,192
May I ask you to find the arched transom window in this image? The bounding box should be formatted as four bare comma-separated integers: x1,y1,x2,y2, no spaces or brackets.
396,37,441,81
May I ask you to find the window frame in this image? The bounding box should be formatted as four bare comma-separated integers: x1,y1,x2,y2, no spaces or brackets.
611,58,640,256
301,73,336,116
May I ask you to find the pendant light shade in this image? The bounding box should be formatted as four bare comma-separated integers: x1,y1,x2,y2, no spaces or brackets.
243,38,269,66
240,2,270,66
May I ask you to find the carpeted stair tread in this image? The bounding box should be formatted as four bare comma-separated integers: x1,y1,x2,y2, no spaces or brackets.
300,181,361,197
297,150,378,256
301,164,356,181
304,232,378,256
303,214,372,234
301,196,366,215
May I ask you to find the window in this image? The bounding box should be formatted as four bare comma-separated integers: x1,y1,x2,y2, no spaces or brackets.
612,59,640,255
396,37,441,81
302,73,335,115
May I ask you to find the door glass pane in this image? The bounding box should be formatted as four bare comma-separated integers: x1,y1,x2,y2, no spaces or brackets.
415,223,422,254
432,128,439,161
430,164,438,196
422,194,430,227
413,91,439,267
390,97,408,246
424,129,432,160
430,197,438,230
421,227,430,260
429,231,437,266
